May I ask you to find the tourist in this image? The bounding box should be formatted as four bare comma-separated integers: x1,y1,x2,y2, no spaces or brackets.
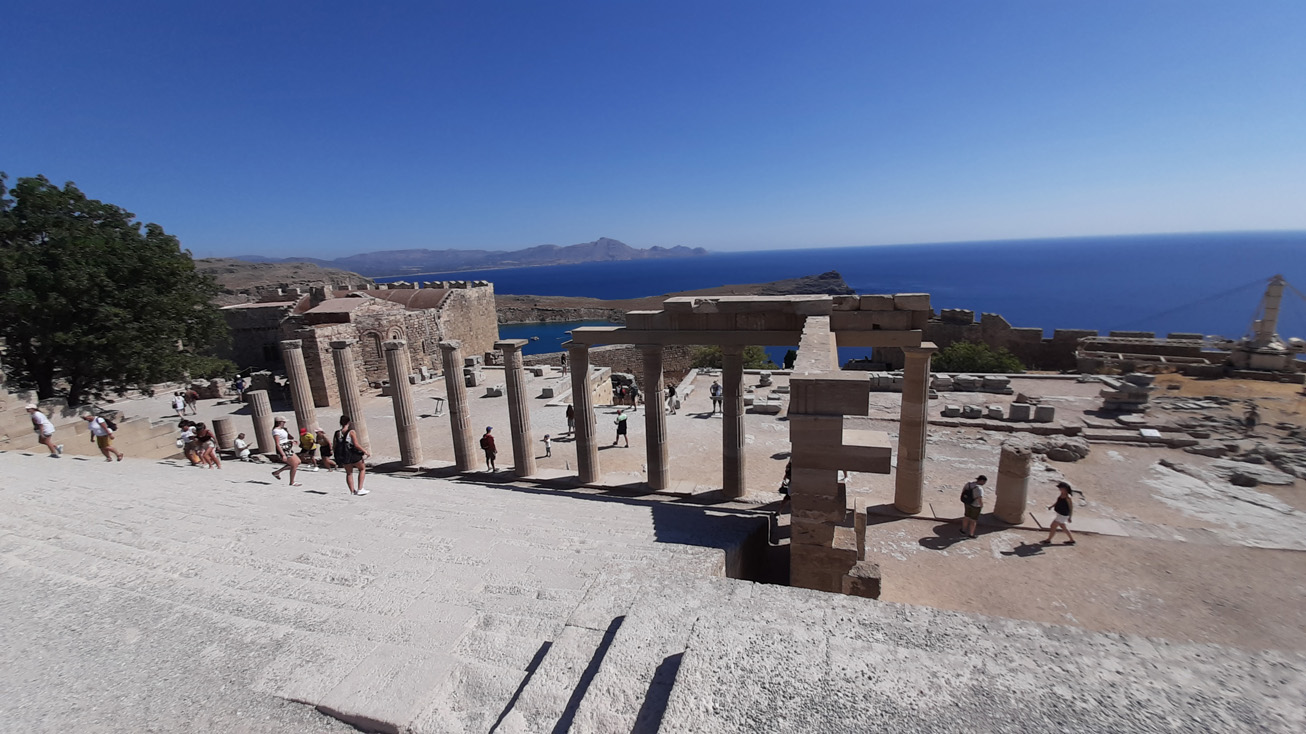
234,432,252,461
270,417,302,485
234,376,246,397
560,353,568,375
613,408,629,447
1244,403,1260,435
26,404,61,457
710,381,723,413
542,433,552,458
566,404,575,434
172,392,187,418
629,383,640,410
178,420,200,465
298,428,320,472
480,426,498,471
666,383,677,414
195,422,221,469
184,388,199,415
959,475,986,538
1042,481,1077,546
334,415,369,495
315,429,336,471
82,412,124,462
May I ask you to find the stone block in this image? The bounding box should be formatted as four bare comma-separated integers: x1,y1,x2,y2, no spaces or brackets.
832,295,860,311
526,366,545,377
789,373,870,417
1124,373,1156,387
893,293,930,311
931,375,954,390
869,310,913,330
541,386,556,399
751,399,783,415
790,518,840,546
1008,403,1032,421
841,561,882,599
485,384,504,398
910,310,930,330
1032,405,1056,422
986,405,1004,420
962,405,983,419
941,404,962,417
858,294,895,311
790,543,858,593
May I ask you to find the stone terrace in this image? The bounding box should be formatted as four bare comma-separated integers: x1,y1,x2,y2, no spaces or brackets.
2,451,1303,733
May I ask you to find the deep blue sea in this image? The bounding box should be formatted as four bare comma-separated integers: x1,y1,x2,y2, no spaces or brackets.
381,232,1306,359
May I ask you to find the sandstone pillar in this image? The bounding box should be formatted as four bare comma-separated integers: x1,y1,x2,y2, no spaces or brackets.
245,389,275,456
893,343,937,514
280,339,319,434
722,344,746,498
212,417,235,451
496,339,536,478
640,344,669,490
330,339,370,450
567,342,599,484
383,340,423,466
439,340,478,471
994,439,1034,524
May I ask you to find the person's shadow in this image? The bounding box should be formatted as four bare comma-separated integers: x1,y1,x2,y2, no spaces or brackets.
918,523,975,550
999,542,1046,558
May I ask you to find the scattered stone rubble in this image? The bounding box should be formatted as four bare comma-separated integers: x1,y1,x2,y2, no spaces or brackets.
1098,373,1156,412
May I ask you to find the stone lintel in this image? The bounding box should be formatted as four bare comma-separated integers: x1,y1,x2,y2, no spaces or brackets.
569,328,802,346
831,330,924,348
329,339,356,350
280,339,303,350
789,372,870,416
494,339,529,351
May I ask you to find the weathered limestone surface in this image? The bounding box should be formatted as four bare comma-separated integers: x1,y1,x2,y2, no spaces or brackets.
245,389,275,455
495,339,536,478
721,344,746,498
330,340,371,450
567,343,600,483
281,339,320,433
438,340,477,471
641,344,669,490
383,340,423,466
893,343,937,514
994,438,1034,524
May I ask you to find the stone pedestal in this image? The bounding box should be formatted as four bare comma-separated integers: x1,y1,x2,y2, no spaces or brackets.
245,389,275,456
439,340,478,471
280,339,319,434
893,343,937,514
841,561,882,599
994,439,1033,524
212,417,235,451
496,339,536,478
640,345,668,490
722,344,746,498
567,343,599,484
330,340,370,450
383,340,424,466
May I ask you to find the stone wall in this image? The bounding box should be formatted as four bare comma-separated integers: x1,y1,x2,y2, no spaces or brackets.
439,285,500,357
875,310,1098,371
217,301,298,370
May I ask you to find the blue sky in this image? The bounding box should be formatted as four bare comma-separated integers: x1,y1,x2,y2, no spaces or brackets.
3,1,1303,258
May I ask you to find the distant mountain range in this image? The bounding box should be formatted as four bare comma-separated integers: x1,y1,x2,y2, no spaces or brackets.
232,237,708,277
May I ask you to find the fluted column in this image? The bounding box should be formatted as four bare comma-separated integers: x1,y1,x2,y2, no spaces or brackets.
245,389,275,456
212,417,235,451
893,343,938,514
640,344,669,490
496,339,536,477
383,340,424,466
566,342,599,483
330,339,370,450
439,340,478,471
722,344,746,498
280,339,318,434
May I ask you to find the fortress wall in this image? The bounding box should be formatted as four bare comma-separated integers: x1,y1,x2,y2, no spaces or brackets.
438,284,500,357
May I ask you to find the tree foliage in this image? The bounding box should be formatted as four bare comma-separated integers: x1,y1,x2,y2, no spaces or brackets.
931,340,1024,374
690,345,777,370
0,174,230,405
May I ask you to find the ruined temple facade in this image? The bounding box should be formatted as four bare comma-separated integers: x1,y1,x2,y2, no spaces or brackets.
219,281,499,407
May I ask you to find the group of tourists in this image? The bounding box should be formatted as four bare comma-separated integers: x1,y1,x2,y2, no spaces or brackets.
171,389,199,417
177,419,222,469
958,475,1082,545
270,415,371,495
26,404,126,462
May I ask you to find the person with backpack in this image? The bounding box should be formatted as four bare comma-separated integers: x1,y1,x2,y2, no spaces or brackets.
82,412,124,462
334,415,370,495
480,426,497,471
959,475,987,538
1043,481,1078,546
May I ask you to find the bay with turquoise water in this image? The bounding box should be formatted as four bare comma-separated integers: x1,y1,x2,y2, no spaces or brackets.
383,232,1306,359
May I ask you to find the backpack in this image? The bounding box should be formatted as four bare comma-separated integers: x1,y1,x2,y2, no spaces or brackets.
102,417,118,431
333,430,350,465
480,435,491,450
960,484,974,505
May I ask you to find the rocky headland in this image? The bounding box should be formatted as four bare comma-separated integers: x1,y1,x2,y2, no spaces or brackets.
198,258,376,306
494,270,855,324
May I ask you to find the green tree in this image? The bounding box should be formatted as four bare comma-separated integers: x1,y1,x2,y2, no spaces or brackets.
690,345,776,370
931,341,1024,374
0,174,231,405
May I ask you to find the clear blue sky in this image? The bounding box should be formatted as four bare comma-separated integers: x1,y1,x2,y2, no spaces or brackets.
3,1,1303,258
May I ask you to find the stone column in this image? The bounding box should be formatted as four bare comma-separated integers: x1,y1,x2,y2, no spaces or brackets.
212,417,235,451
722,344,746,498
994,438,1033,524
245,389,275,456
439,340,478,471
330,339,370,450
893,343,938,514
280,339,319,434
640,344,669,491
566,342,600,484
496,339,536,478
383,340,424,466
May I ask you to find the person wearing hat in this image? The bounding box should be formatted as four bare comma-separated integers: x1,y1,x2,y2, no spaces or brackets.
27,404,61,457
1042,481,1078,546
480,426,497,472
83,412,125,462
297,427,319,472
270,417,302,485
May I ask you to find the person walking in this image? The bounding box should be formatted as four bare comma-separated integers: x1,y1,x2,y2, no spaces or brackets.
315,429,337,471
480,427,498,471
542,434,552,458
334,415,370,495
1042,481,1078,545
178,420,200,466
666,383,677,415
959,475,987,538
194,421,221,469
83,413,124,462
565,404,575,435
270,417,302,485
613,409,629,447
710,381,723,413
184,388,199,415
27,404,61,457
234,376,246,398
172,392,187,418
559,353,568,375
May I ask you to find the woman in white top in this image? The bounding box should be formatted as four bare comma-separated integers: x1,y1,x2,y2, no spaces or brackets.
82,413,124,462
26,404,61,457
270,417,302,486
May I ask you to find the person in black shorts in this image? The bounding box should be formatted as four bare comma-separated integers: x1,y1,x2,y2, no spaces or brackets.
1042,481,1077,545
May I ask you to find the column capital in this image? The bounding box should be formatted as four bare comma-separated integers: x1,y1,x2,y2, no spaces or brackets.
494,339,529,352
383,339,407,351
437,339,463,352
329,339,355,350
280,339,303,351
902,342,938,358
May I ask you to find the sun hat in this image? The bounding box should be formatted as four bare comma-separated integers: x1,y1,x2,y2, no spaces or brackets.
25,404,38,410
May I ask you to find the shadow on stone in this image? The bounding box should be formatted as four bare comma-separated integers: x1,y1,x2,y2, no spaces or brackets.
552,616,624,734
631,652,684,734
